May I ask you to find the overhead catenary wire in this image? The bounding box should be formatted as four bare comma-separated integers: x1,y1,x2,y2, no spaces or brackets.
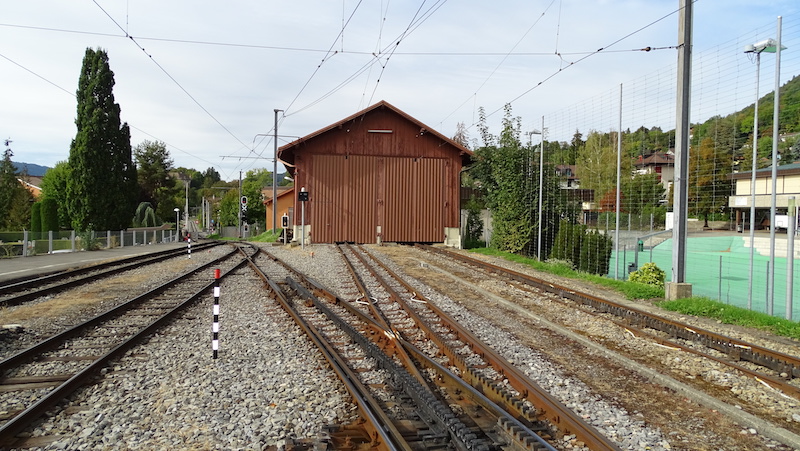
474,5,684,129
91,0,252,159
286,0,447,118
0,50,232,180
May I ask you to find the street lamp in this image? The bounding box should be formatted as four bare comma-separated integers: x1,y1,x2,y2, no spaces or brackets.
743,22,787,313
174,208,180,242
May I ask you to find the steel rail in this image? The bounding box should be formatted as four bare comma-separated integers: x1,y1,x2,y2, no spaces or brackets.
242,254,410,451
420,245,800,380
0,244,251,447
283,277,486,451
502,275,800,399
0,241,222,306
316,247,560,450
0,244,244,373
267,249,568,450
359,245,621,451
260,247,615,449
336,244,432,388
254,251,492,450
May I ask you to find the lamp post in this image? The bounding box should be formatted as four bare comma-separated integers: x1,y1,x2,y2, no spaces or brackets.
526,127,544,259
744,36,786,310
174,208,180,242
744,20,787,314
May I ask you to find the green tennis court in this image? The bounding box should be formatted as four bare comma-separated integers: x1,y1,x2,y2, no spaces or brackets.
610,233,800,319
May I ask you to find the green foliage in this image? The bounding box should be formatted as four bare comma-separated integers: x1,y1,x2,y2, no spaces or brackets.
658,297,800,340
549,220,584,268
218,188,241,226
246,230,281,243
575,131,630,200
578,229,612,275
548,221,610,276
463,196,484,249
469,247,663,300
134,140,175,222
30,202,42,234
622,173,665,214
67,48,137,231
0,146,32,231
132,202,158,227
472,105,533,253
242,168,271,228
688,137,732,227
628,262,666,288
40,197,60,233
40,161,71,229
77,230,101,251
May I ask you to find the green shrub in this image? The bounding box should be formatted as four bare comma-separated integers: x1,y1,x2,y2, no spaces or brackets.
40,198,60,234
77,231,101,251
628,262,666,288
30,202,42,236
549,220,584,268
578,229,612,275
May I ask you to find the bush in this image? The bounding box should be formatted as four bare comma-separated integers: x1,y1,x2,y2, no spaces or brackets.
578,229,612,275
77,231,101,251
628,262,666,288
30,202,42,235
40,198,60,234
549,220,584,268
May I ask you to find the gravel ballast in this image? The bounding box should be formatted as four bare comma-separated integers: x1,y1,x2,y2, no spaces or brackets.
3,242,798,450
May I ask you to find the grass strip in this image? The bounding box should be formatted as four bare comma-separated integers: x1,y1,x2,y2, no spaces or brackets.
469,248,800,340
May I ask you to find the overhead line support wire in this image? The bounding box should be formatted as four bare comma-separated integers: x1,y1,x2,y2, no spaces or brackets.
91,0,251,152
474,5,684,128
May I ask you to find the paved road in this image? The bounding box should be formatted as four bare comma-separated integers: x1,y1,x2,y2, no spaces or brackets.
0,242,191,283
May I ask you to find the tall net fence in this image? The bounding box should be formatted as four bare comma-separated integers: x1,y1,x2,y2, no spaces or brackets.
477,15,800,318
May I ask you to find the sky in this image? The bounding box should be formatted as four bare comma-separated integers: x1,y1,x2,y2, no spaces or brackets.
2,1,798,182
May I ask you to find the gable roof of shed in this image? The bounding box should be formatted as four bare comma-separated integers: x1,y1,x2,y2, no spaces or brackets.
278,100,472,174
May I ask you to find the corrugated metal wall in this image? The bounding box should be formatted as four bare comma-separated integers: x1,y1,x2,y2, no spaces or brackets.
383,156,446,242
310,154,448,243
313,155,377,243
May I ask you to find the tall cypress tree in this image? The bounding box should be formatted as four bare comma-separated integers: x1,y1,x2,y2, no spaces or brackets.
67,48,137,231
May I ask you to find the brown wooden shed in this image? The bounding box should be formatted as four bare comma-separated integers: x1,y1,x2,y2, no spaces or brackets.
278,100,472,245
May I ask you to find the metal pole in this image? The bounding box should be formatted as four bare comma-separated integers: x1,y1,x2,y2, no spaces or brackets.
273,109,283,233
614,84,622,280
787,196,796,320
238,171,242,239
767,16,783,315
537,116,544,260
669,0,692,295
184,180,189,237
748,51,761,310
212,268,220,359
719,255,723,302
301,187,306,250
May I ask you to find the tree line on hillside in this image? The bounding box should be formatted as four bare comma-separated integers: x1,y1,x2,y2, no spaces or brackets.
0,48,288,235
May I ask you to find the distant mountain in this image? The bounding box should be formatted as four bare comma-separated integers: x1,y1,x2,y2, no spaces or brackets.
12,162,50,177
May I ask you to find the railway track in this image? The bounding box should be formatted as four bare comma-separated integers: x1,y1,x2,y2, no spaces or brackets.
252,245,617,450
0,243,255,448
417,245,800,399
2,242,797,449
0,241,221,307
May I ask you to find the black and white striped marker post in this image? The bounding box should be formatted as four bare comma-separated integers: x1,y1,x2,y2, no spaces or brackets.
187,238,192,259
212,268,220,359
